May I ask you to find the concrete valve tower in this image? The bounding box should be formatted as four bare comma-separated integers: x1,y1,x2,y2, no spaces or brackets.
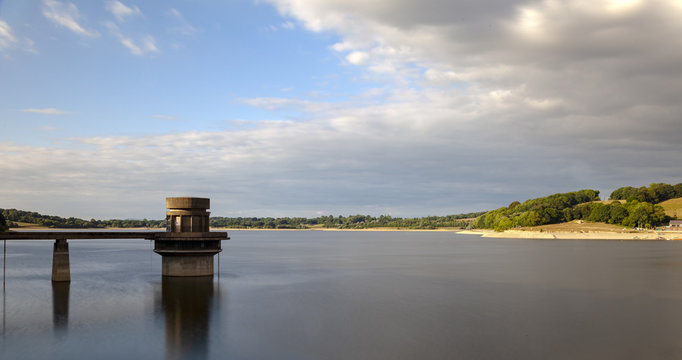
154,197,229,276
166,197,211,232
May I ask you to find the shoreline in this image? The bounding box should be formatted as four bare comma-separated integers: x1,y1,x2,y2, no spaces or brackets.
457,229,682,240
8,226,682,240
7,226,462,232
213,227,462,232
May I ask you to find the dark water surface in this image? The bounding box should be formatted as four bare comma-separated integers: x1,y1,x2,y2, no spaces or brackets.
2,231,682,359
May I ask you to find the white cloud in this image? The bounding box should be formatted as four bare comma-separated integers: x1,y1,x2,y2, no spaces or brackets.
41,0,99,38
168,8,198,35
0,21,38,55
422,69,459,86
106,1,142,22
120,35,157,55
0,21,18,50
104,21,158,56
19,107,69,115
239,97,342,113
605,0,644,14
346,51,369,65
330,41,353,52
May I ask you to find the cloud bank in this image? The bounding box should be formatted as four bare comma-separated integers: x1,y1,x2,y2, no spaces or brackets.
3,0,682,219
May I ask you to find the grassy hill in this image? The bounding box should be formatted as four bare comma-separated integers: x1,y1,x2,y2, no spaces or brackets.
475,187,673,231
10,221,44,228
522,220,634,233
660,197,682,219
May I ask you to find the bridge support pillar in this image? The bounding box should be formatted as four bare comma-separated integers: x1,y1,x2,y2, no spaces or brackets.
52,238,70,282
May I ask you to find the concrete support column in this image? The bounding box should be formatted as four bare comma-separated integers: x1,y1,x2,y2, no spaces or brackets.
155,239,222,277
51,238,70,282
161,254,215,277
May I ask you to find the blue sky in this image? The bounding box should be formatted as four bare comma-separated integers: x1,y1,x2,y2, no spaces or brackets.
2,0,682,219
1,1,362,141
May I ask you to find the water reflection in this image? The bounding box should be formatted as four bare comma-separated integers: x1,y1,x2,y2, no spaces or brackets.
160,277,215,360
52,282,70,339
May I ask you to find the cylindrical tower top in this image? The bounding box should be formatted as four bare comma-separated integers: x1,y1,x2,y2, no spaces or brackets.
166,197,210,210
166,197,211,233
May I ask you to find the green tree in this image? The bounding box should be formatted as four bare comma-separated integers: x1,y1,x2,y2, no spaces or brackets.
674,183,682,198
508,201,521,212
610,186,638,201
494,217,515,231
0,213,8,232
621,202,668,228
648,183,675,203
608,204,628,224
588,203,611,223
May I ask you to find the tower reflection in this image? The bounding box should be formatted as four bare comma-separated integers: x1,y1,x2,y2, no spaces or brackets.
161,276,215,360
52,282,70,338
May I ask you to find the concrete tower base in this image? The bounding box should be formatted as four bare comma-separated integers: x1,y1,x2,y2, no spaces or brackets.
153,236,223,277
161,254,215,277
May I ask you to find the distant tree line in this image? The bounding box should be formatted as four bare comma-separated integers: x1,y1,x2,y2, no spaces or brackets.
210,213,484,230
0,208,484,230
0,209,165,229
476,185,675,231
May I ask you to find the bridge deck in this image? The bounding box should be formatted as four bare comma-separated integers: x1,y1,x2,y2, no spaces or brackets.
0,231,229,240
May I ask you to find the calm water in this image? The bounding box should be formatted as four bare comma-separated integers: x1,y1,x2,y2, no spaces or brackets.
2,231,682,359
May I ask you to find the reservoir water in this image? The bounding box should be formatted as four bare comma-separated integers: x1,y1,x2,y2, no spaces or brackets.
2,231,682,359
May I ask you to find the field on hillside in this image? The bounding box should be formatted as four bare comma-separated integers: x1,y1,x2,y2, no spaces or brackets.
593,199,626,204
660,198,682,219
520,220,635,233
9,221,44,228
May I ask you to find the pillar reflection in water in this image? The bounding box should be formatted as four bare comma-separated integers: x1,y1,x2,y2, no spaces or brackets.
52,282,70,338
161,276,215,360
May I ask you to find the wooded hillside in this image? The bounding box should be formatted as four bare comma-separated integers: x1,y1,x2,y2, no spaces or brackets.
475,184,674,231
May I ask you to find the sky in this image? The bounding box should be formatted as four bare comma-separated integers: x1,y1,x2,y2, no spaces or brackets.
1,0,681,219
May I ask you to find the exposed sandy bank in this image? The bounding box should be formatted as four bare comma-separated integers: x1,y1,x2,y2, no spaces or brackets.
8,226,461,232
457,229,682,240
212,227,461,232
